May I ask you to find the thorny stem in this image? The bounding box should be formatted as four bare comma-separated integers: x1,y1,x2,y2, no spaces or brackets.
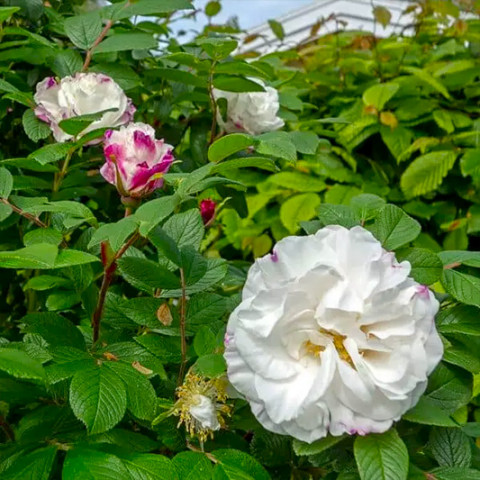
178,268,188,385
0,416,14,442
1,198,47,228
208,60,218,146
82,20,114,71
91,232,140,344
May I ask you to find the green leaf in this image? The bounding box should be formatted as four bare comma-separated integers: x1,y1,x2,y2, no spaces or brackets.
64,12,102,50
194,325,218,356
110,0,193,20
370,204,421,250
430,427,471,467
51,49,83,77
194,353,226,377
429,467,480,480
22,109,51,142
95,33,157,53
90,63,141,90
28,143,72,165
24,275,71,291
442,270,480,307
205,0,221,16
362,83,399,110
373,5,391,27
381,126,413,161
197,37,237,59
257,132,296,162
104,362,157,421
121,453,179,480
0,7,20,22
403,396,457,427
293,435,346,456
212,449,271,480
173,451,213,480
212,157,276,174
163,209,204,250
117,257,180,293
402,66,451,99
23,228,63,247
398,248,443,285
438,250,480,268
135,334,182,363
23,312,85,349
59,109,117,137
187,294,228,331
63,448,130,480
350,194,386,222
400,151,457,198
437,305,480,336
88,217,138,252
208,134,254,162
135,195,179,236
213,75,264,93
354,429,408,480
281,193,321,234
1,446,57,480
0,167,13,198
269,171,326,192
268,19,285,40
69,366,127,434
460,149,480,179
0,243,58,269
317,204,360,228
54,250,100,268
0,348,45,381
289,131,320,154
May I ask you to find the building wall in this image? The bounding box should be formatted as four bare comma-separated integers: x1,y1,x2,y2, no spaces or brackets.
237,0,413,54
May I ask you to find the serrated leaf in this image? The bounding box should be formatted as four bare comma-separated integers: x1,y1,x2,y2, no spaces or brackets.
194,353,226,377
64,12,102,50
430,427,471,467
173,451,213,480
317,203,360,228
23,228,63,247
402,66,451,99
22,109,51,142
370,204,421,250
28,143,72,165
69,366,127,434
95,33,157,53
0,243,58,269
269,171,326,192
0,167,13,198
212,449,271,480
293,435,346,456
441,270,480,307
398,248,443,285
121,453,178,480
354,429,408,480
1,446,57,480
403,396,457,427
400,151,457,198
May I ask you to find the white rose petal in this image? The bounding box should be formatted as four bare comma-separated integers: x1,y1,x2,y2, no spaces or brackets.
225,225,443,443
34,73,135,143
189,394,221,431
213,78,284,135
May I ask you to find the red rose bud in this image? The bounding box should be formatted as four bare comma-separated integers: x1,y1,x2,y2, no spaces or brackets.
200,199,216,225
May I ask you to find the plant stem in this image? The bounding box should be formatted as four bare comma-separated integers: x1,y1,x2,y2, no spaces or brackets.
1,198,47,228
208,61,218,145
52,149,74,194
0,416,14,442
91,232,140,344
178,267,188,385
82,20,114,71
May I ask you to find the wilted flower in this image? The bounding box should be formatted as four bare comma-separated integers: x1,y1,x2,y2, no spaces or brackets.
225,225,443,443
100,122,174,199
213,79,284,135
200,199,216,225
34,73,135,143
174,372,231,442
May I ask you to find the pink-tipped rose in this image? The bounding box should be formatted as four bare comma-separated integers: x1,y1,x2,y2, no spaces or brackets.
100,122,174,199
200,199,216,225
34,73,135,143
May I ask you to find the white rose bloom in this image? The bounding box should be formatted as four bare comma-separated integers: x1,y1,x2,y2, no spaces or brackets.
34,73,135,143
225,225,443,443
213,79,284,135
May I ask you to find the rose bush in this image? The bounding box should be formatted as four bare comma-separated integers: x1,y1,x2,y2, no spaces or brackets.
0,0,478,479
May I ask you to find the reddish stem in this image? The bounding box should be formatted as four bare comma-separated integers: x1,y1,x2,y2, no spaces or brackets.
177,268,188,385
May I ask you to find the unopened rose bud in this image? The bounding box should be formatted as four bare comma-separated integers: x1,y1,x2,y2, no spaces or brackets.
100,123,174,199
200,199,216,225
34,73,135,143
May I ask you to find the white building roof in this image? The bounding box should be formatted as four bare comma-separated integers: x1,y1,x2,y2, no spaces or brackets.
238,0,413,54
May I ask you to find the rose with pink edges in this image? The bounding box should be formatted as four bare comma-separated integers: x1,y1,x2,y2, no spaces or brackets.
34,73,135,143
100,122,174,199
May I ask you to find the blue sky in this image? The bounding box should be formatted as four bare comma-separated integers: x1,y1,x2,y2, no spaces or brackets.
173,0,314,37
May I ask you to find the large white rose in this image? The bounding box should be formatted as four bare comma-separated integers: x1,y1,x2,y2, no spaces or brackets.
225,225,443,443
213,79,284,135
34,73,135,143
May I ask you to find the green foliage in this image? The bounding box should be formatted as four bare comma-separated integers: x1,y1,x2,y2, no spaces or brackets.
0,0,479,479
